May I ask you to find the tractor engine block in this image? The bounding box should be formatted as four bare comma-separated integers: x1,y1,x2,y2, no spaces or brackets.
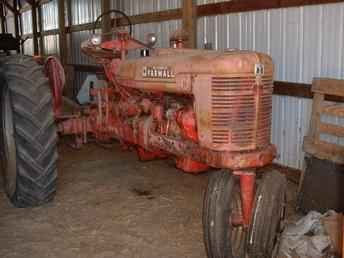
58,87,209,172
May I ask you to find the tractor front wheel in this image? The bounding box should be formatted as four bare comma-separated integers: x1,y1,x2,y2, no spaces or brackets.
247,171,287,258
0,56,58,207
203,170,287,258
203,171,246,258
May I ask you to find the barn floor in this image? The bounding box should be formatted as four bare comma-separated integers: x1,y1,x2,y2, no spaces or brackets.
0,142,299,258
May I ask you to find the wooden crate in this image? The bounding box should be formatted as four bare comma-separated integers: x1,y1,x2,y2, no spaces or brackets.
298,79,344,213
303,78,344,164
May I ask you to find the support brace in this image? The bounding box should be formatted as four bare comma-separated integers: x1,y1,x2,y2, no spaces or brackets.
234,170,256,227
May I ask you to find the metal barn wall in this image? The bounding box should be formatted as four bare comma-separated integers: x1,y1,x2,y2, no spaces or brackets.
21,0,60,56
20,10,33,55
197,1,344,169
41,0,60,56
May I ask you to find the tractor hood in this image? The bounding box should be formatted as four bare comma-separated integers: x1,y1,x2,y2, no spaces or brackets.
114,48,273,94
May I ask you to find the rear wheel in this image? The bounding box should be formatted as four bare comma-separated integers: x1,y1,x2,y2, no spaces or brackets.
0,55,58,207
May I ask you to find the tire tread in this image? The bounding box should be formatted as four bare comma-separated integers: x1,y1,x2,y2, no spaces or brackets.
1,55,58,208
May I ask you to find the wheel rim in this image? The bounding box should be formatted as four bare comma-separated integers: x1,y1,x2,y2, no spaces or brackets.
229,187,246,256
1,87,17,197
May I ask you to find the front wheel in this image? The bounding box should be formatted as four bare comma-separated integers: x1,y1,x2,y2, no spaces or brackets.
202,170,287,258
247,171,287,258
203,171,246,258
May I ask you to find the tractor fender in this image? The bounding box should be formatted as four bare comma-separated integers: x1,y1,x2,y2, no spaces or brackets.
45,56,65,117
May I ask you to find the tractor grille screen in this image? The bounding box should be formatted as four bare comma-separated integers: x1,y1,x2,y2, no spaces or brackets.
211,76,273,151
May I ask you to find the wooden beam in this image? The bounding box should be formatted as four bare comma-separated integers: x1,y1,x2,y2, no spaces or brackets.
0,3,6,33
13,0,19,35
182,0,197,48
13,0,20,53
66,0,72,59
274,81,344,102
37,2,44,55
64,0,73,98
197,0,344,18
31,0,39,55
58,0,67,65
18,0,24,53
313,78,344,97
101,0,111,41
273,81,313,98
116,8,181,26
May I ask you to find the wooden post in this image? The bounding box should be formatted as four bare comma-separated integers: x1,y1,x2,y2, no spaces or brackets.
101,0,111,41
58,0,67,65
18,0,24,53
13,0,20,53
64,0,74,98
31,0,39,55
182,0,197,48
0,3,6,33
66,0,72,61
13,1,19,35
37,3,44,55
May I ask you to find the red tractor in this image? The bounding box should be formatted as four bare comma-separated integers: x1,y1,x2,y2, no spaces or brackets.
0,10,287,258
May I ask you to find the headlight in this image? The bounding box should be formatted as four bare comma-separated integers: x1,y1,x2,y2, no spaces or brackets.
146,33,157,48
91,34,102,46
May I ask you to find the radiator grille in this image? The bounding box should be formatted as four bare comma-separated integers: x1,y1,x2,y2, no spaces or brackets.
211,76,273,150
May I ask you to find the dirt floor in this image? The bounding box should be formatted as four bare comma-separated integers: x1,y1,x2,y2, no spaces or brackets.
0,142,299,258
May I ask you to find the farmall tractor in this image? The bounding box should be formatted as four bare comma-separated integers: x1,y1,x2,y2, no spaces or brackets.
0,10,287,258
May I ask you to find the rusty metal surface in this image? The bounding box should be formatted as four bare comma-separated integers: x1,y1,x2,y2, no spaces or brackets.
57,84,276,170
116,49,273,84
193,73,273,152
239,172,256,227
148,133,276,170
45,56,65,117
61,31,276,171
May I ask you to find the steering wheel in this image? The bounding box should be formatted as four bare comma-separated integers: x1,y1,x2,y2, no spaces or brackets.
92,9,132,37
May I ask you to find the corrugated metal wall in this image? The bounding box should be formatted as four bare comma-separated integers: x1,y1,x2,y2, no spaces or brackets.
41,0,60,56
21,10,33,55
197,2,344,169
13,1,344,169
21,0,59,56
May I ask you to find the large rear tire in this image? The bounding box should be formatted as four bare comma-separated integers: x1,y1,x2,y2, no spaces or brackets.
0,55,58,207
